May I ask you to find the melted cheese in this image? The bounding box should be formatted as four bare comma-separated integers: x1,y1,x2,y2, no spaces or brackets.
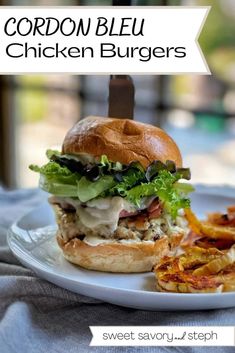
76,197,135,232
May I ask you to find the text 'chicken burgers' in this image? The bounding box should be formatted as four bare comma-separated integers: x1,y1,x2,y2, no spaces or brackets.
30,116,194,272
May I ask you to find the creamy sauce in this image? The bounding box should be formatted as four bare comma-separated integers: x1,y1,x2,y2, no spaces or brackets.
54,194,189,246
83,234,153,246
66,196,136,234
67,152,97,164
82,210,189,247
83,235,115,246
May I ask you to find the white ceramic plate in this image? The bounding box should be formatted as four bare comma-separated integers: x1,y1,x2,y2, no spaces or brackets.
8,189,235,311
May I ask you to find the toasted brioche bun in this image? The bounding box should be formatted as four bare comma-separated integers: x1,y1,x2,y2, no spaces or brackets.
57,116,184,272
57,233,170,273
62,116,182,168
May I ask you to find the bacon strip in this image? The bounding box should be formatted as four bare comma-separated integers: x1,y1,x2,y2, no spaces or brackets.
148,200,163,219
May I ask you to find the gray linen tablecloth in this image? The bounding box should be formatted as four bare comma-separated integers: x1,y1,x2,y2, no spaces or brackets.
0,187,235,353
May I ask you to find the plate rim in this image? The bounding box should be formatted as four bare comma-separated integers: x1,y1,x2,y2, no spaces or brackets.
8,228,235,300
7,230,235,300
7,187,235,302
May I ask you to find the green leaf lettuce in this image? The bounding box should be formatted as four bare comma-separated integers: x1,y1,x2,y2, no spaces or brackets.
30,151,194,217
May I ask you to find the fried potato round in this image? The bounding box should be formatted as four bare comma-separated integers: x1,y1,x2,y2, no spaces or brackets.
200,222,235,241
184,209,203,235
193,237,234,250
154,245,235,293
193,245,235,276
185,208,235,241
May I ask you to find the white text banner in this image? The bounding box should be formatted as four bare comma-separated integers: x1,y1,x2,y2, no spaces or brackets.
0,6,210,74
89,326,235,346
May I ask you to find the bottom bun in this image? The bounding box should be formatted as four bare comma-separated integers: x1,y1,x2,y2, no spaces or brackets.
57,233,170,273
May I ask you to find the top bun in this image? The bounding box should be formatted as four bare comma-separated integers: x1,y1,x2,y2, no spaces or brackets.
62,116,182,168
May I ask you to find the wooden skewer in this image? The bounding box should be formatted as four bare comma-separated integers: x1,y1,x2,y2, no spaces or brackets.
108,0,134,119
108,75,135,119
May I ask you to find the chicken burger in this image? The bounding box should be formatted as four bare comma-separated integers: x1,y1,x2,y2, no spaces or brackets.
30,116,193,272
